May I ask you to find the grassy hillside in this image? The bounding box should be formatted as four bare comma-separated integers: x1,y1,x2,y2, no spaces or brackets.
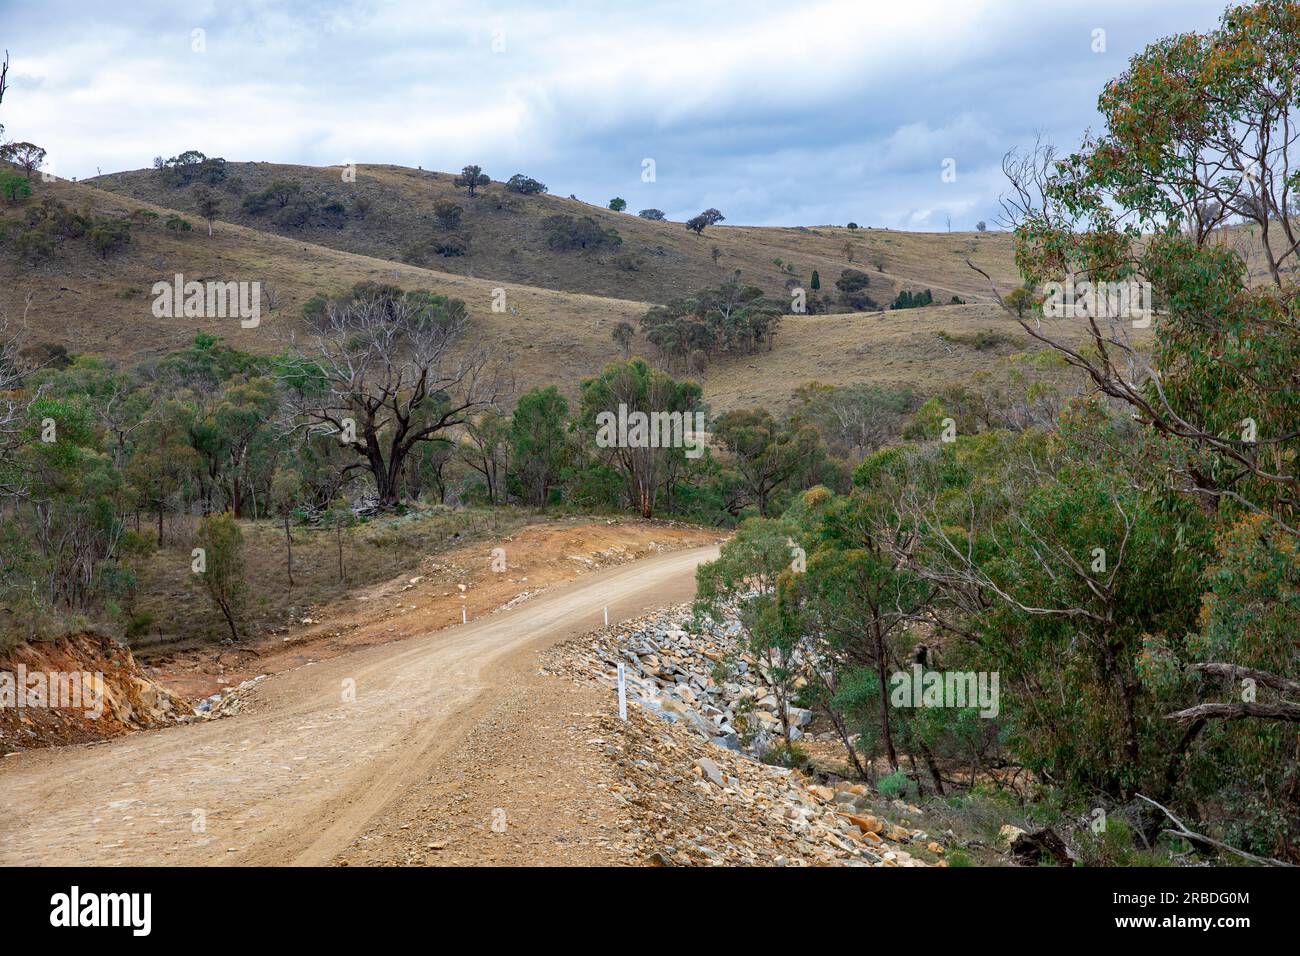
2,168,1112,414
91,161,1022,307
0,175,648,403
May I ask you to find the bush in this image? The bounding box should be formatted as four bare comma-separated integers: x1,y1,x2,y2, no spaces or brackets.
165,215,192,232
608,197,626,212
88,218,131,258
0,171,31,203
241,190,275,215
847,221,859,229
320,200,347,227
761,741,811,770
433,200,463,230
432,237,467,257
876,770,917,800
157,150,227,187
12,227,53,262
543,214,621,252
638,208,665,220
835,268,876,310
274,200,316,229
505,173,546,195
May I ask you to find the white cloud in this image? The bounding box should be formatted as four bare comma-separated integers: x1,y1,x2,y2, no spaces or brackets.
0,0,1229,226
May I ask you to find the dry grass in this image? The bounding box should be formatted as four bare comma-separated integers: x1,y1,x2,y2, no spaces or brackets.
126,505,534,654
90,162,1022,308
1,164,1173,415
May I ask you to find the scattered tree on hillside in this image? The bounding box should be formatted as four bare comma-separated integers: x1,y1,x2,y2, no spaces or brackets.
268,179,301,208
505,173,547,194
194,186,221,237
1005,285,1036,318
88,217,131,258
1,142,45,180
0,170,29,203
611,321,635,358
638,208,665,220
640,279,782,371
608,197,626,212
453,164,490,197
543,214,621,252
835,268,875,310
686,208,724,235
156,150,227,187
890,288,932,310
458,410,511,504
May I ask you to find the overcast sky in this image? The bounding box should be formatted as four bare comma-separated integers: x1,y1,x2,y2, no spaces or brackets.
1,0,1230,229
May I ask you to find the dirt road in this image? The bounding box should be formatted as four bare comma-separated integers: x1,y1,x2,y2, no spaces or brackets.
0,544,718,866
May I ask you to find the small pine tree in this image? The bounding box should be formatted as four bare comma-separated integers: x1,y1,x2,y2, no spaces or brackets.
810,270,820,291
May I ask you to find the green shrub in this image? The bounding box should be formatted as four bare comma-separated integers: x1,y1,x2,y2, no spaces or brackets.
505,173,546,195
0,171,32,203
543,214,621,252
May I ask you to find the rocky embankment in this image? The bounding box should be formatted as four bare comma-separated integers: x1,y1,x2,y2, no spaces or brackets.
547,606,948,867
0,632,188,752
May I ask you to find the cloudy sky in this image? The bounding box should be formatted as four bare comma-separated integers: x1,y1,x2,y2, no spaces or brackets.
2,0,1229,229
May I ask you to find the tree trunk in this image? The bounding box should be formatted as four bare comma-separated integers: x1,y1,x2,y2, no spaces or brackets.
336,523,344,582
283,512,294,587
874,628,898,770
218,598,239,642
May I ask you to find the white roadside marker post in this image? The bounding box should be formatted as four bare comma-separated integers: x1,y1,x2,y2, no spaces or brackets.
617,663,627,721
462,606,467,624
604,606,609,627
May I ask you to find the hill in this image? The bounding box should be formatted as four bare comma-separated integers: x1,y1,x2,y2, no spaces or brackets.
90,161,1022,308
2,168,1107,413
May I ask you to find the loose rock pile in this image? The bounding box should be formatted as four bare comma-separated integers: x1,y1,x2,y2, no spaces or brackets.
547,606,941,867
556,605,814,758
187,674,269,720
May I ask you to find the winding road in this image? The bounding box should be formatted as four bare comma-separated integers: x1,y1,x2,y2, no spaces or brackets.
0,544,718,866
